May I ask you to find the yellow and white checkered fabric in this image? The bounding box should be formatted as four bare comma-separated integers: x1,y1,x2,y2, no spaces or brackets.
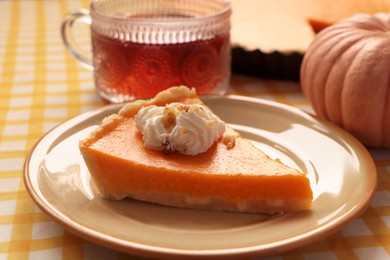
0,1,389,259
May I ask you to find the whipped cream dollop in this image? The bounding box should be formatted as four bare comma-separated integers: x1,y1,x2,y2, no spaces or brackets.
135,103,226,155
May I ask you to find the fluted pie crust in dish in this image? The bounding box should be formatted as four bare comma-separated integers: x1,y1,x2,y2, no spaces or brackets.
79,86,313,214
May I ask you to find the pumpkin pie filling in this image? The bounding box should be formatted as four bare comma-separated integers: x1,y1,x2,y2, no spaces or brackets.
80,86,312,213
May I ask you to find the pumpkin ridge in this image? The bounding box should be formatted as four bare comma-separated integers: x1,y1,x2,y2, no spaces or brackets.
383,13,390,33
344,39,389,146
301,29,353,118
368,13,390,33
324,34,369,126
339,13,389,35
301,28,348,80
325,38,365,128
302,31,366,121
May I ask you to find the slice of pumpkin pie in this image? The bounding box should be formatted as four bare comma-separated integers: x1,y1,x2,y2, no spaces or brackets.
79,86,312,214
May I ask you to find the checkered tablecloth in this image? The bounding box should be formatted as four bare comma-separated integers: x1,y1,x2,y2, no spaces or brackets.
1,1,389,259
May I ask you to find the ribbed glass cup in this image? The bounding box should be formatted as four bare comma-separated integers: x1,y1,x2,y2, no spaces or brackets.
62,0,231,103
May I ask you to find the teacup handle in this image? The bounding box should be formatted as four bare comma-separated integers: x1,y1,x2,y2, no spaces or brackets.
61,9,93,70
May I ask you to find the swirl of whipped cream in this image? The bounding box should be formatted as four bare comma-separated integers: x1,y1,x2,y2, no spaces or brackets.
169,104,225,155
135,103,225,155
135,105,169,151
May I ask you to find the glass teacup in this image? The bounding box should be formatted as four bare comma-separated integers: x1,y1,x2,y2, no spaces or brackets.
61,0,232,103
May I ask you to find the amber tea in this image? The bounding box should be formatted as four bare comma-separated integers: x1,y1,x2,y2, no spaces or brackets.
92,30,230,101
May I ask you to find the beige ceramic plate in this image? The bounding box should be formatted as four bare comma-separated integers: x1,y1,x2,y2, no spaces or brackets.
24,96,377,259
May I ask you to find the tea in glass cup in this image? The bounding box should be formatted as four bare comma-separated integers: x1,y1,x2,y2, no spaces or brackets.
62,0,231,103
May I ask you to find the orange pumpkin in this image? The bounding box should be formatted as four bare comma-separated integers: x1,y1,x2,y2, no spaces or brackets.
301,13,390,148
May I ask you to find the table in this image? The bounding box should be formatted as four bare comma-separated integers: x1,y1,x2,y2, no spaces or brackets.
1,1,389,259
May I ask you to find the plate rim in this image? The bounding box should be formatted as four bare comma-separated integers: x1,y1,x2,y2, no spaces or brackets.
23,95,377,259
